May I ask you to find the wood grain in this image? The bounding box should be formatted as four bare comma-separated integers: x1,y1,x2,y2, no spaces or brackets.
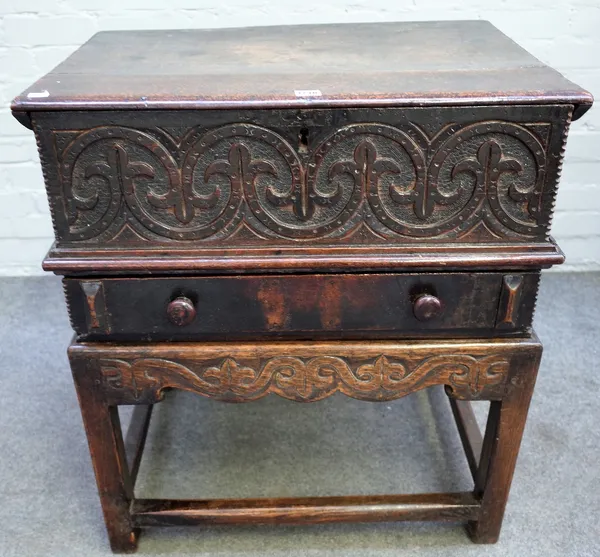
131,493,480,527
68,332,542,551
67,336,541,404
11,22,592,117
15,19,579,552
63,272,541,341
467,346,542,543
70,357,139,553
43,241,565,274
31,105,572,255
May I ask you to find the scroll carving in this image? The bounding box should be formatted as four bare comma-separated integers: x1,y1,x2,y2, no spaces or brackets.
97,352,510,404
55,119,550,243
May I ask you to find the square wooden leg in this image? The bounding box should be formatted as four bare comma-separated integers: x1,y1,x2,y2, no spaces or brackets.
70,357,139,554
466,347,542,543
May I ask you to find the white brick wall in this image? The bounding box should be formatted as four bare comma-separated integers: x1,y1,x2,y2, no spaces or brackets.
0,1,598,275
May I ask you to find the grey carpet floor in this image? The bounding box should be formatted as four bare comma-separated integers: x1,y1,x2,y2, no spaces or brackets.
0,273,599,557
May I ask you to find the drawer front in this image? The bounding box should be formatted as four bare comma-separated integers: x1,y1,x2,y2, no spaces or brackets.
34,105,570,265
64,272,539,340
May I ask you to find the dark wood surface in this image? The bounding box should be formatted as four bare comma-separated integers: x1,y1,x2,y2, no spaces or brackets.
44,241,565,275
63,272,540,340
13,19,589,553
71,358,139,552
68,335,540,404
11,21,592,118
467,347,541,543
31,104,572,274
131,493,481,526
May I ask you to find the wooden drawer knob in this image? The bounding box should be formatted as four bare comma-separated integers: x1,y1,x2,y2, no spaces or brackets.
413,294,443,322
166,296,196,326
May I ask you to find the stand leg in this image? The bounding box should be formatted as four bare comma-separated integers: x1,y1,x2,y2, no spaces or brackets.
467,346,542,543
70,356,139,553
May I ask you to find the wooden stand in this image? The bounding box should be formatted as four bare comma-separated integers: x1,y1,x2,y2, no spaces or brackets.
69,335,541,553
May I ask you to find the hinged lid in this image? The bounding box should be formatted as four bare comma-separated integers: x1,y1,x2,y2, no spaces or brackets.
11,20,593,120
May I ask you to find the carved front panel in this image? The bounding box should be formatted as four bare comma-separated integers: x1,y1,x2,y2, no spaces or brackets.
97,353,509,403
34,105,571,248
68,339,536,404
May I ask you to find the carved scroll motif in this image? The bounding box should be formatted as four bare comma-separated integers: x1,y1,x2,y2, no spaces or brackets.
98,353,510,404
57,120,548,242
433,122,547,237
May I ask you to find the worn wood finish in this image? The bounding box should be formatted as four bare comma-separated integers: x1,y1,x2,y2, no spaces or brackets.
12,19,590,553
43,241,565,275
67,335,542,552
70,356,138,553
131,492,481,527
30,104,572,273
11,22,593,116
467,346,542,543
449,398,483,482
67,336,540,404
63,272,540,340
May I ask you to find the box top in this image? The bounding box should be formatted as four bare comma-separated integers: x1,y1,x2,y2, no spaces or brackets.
11,20,593,120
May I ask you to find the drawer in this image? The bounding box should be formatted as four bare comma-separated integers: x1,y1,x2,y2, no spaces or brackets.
64,272,539,341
